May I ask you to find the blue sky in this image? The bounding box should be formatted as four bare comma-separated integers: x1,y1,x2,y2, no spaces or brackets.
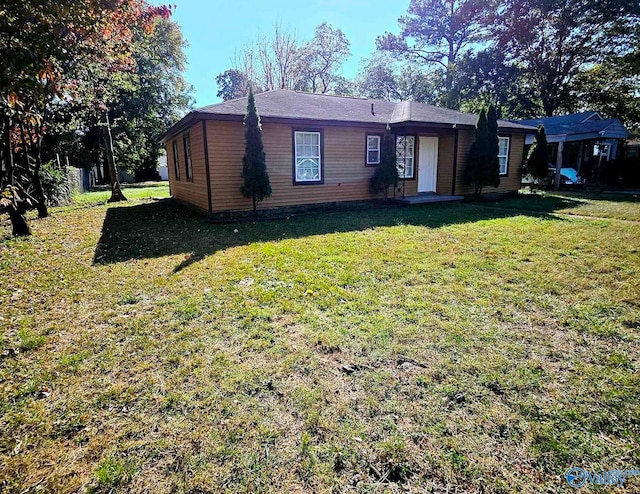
161,0,408,107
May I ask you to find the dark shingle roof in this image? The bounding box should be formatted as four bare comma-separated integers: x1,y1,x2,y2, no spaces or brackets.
515,112,629,139
192,89,533,131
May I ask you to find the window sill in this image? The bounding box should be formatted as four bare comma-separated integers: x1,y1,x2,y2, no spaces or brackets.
293,180,324,186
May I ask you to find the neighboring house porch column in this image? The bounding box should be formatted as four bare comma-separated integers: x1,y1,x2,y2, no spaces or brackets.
554,141,564,190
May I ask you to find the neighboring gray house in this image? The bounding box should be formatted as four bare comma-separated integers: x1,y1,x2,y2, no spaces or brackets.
157,154,169,181
515,111,629,179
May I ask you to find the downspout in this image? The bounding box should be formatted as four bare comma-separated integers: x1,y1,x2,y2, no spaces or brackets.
202,120,213,213
451,127,459,196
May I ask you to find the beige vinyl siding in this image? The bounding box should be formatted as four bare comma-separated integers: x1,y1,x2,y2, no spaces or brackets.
168,119,524,214
167,122,209,211
435,132,455,195
206,121,387,212
454,129,525,195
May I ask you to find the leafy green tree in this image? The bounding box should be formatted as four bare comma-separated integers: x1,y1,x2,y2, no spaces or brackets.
216,69,250,101
464,107,500,197
456,48,541,118
494,0,639,116
0,0,174,234
376,0,493,109
570,49,640,136
525,124,550,185
240,88,271,213
356,52,443,103
296,23,351,94
329,75,357,97
356,53,403,101
108,17,193,181
369,125,399,201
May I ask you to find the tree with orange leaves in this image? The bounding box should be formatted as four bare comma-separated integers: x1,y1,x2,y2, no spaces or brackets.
0,0,172,235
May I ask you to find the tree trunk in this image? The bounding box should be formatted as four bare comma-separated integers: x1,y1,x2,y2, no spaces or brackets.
475,184,483,199
31,168,48,218
252,194,257,216
95,135,104,184
2,119,30,236
24,123,48,218
6,201,31,236
443,41,458,110
101,110,127,203
19,123,49,218
542,93,557,118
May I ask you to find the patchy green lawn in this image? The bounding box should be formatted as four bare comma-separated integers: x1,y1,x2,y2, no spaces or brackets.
497,189,640,221
70,182,170,208
1,192,639,493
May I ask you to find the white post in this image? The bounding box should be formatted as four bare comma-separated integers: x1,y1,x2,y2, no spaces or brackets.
554,141,564,190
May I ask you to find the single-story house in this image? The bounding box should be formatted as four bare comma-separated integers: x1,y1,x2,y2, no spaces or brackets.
515,111,629,180
162,90,533,214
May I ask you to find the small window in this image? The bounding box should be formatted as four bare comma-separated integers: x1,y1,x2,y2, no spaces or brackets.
498,137,510,175
593,143,611,160
172,140,180,180
294,131,322,183
183,134,193,181
396,135,415,178
366,135,381,165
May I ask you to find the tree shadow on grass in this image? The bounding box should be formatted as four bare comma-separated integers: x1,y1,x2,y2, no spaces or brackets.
93,198,572,273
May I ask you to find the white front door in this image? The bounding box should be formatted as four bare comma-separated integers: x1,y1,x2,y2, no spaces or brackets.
418,136,438,193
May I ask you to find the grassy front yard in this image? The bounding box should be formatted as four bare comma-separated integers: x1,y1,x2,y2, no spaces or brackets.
1,192,639,493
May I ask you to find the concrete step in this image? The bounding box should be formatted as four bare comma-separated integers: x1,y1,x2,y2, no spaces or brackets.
394,194,464,205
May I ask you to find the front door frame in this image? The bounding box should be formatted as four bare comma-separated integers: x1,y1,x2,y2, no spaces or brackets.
418,136,439,193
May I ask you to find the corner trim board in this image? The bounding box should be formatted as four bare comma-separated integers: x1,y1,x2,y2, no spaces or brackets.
451,129,459,196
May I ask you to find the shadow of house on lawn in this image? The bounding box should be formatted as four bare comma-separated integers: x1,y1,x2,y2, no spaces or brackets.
93,197,574,273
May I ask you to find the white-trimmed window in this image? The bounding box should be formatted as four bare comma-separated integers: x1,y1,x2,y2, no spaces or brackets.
294,131,322,183
183,134,193,181
366,135,381,165
498,137,510,175
396,135,415,178
172,140,180,180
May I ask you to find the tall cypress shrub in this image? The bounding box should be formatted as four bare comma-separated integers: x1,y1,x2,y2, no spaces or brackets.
240,87,271,213
369,125,399,201
486,105,501,188
525,124,550,187
464,109,489,197
464,106,501,197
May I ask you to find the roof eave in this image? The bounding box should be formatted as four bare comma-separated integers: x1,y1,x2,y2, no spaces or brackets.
194,112,390,128
160,112,201,143
160,110,535,141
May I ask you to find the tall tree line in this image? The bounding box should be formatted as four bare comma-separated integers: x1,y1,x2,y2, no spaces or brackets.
217,1,639,133
375,0,639,122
